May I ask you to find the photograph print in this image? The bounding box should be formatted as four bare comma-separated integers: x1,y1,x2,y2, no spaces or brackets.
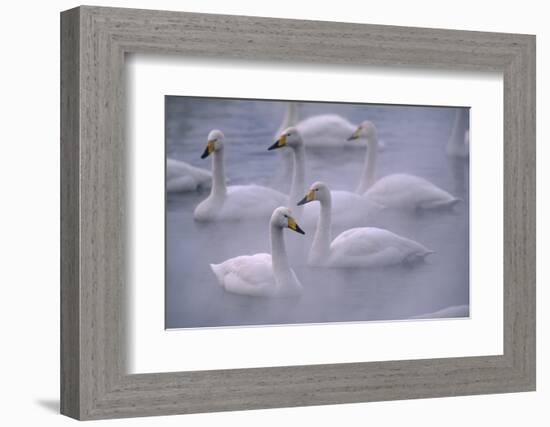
165,96,470,329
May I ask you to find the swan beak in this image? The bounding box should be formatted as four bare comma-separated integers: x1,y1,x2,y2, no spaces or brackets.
347,127,361,141
288,216,305,235
268,134,287,150
201,140,215,159
297,189,314,206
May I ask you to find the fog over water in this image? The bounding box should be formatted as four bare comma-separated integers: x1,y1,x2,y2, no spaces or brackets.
165,97,469,329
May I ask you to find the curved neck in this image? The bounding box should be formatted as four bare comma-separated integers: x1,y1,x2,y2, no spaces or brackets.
310,196,332,263
210,148,227,200
289,144,306,208
356,137,378,194
270,224,292,287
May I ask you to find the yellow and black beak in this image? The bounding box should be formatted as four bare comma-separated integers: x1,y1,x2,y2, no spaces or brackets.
347,127,362,141
297,189,315,206
268,134,287,151
201,140,215,159
287,216,305,235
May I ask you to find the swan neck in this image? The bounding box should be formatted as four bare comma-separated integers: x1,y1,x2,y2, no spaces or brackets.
270,224,292,287
210,148,227,199
277,103,300,136
357,137,378,194
289,145,306,207
311,196,332,262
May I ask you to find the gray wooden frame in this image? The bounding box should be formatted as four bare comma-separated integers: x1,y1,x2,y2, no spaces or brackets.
60,5,536,420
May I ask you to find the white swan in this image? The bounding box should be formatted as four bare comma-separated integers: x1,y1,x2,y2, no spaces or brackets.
194,130,288,221
210,207,305,297
166,158,213,193
446,109,469,158
297,114,362,148
277,103,370,148
275,103,386,192
298,182,433,268
268,126,382,225
349,121,460,210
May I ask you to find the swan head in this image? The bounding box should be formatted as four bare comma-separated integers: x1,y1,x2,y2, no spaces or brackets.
271,207,305,235
268,126,303,151
347,120,377,142
201,129,225,159
297,181,330,205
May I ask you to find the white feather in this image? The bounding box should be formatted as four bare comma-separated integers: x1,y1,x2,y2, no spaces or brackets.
210,207,304,297
364,174,460,210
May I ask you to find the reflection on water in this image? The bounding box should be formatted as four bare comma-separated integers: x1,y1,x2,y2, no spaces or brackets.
165,97,469,328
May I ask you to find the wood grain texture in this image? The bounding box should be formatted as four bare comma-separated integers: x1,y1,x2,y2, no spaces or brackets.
60,5,536,420
60,7,80,419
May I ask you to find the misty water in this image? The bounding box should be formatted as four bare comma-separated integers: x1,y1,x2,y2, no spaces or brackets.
165,97,469,329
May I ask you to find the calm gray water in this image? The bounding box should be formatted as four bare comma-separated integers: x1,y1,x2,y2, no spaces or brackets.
165,97,469,329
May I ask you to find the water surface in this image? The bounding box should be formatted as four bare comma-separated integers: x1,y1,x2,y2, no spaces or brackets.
165,97,470,328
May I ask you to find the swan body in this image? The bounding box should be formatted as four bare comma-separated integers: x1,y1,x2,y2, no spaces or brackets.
364,174,460,210
269,126,382,226
297,114,364,148
298,182,433,268
166,158,213,192
210,207,305,297
447,109,469,158
349,120,460,210
327,227,433,268
194,130,287,222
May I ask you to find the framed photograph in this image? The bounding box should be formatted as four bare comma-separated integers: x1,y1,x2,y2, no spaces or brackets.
61,6,536,420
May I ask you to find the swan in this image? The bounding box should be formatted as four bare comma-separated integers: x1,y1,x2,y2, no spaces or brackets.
446,109,469,158
210,207,305,297
348,121,460,210
268,126,382,225
298,182,433,268
166,158,213,193
194,130,288,221
274,103,385,192
277,103,373,148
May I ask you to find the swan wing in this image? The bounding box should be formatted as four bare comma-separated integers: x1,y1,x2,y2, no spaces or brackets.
331,228,399,257
364,174,457,210
297,114,361,147
211,253,276,296
329,227,430,267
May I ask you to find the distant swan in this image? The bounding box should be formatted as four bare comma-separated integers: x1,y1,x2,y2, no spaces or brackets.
268,126,382,226
277,103,375,148
166,158,213,193
298,182,433,268
194,130,287,221
275,103,384,191
210,207,305,297
447,109,469,158
349,121,460,210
